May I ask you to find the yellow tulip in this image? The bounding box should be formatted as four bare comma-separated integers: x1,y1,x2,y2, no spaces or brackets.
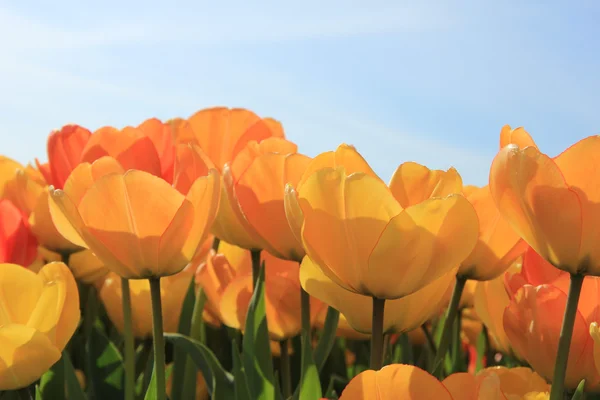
99,266,194,338
286,144,479,300
0,262,79,390
69,250,110,286
48,144,220,278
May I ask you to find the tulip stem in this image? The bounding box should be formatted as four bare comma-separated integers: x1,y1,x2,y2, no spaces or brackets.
279,340,292,398
549,273,584,400
181,287,207,400
301,287,311,336
121,278,136,400
212,236,221,252
431,275,467,378
421,325,437,354
251,250,261,289
149,277,167,400
369,297,386,370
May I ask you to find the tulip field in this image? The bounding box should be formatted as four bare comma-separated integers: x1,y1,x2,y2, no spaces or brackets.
1,107,599,399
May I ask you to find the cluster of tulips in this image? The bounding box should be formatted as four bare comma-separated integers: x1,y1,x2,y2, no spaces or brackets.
0,107,598,400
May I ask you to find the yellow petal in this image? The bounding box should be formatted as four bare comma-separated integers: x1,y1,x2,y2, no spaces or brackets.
368,194,478,299
388,162,463,208
591,322,600,377
283,184,304,246
0,324,61,390
298,168,401,295
489,145,582,271
69,250,110,285
0,264,42,326
0,157,24,199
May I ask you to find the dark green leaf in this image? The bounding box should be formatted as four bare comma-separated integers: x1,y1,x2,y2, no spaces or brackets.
86,324,124,398
242,263,275,400
232,339,250,400
165,333,234,400
313,307,340,372
170,277,196,400
63,351,86,400
40,356,65,400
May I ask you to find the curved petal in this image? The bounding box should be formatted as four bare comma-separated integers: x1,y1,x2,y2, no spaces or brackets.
69,250,109,285
46,125,91,189
137,118,176,182
283,184,304,246
490,145,582,272
0,157,24,199
0,324,61,390
0,199,38,266
232,118,287,159
339,364,453,400
499,125,538,150
173,144,215,194
443,372,477,399
298,168,402,295
473,277,512,354
297,144,379,190
30,190,80,252
389,162,463,208
0,264,42,326
369,194,478,299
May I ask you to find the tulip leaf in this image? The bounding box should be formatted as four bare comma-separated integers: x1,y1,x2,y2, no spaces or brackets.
63,351,86,400
35,385,42,400
86,324,124,398
571,379,586,400
314,307,340,372
143,363,173,400
170,278,196,400
294,332,322,400
40,355,65,400
164,333,235,400
242,262,276,400
232,339,251,400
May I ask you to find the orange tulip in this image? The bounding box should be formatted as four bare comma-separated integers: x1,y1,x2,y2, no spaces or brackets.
171,107,284,172
499,125,538,150
69,250,110,286
504,246,600,390
0,261,79,390
0,199,38,266
443,367,549,399
490,134,600,275
219,252,322,340
99,266,194,338
48,144,220,278
339,364,453,399
81,118,175,183
223,137,310,259
286,144,479,300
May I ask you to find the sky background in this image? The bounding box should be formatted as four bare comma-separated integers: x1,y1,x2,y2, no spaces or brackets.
1,1,599,185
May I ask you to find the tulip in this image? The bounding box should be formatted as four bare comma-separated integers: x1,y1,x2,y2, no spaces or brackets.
286,144,479,369
0,199,38,266
81,119,175,182
219,252,322,341
339,364,453,399
504,246,600,391
48,145,220,279
99,266,195,338
443,366,550,399
0,261,79,390
69,250,110,286
0,156,24,198
27,246,62,273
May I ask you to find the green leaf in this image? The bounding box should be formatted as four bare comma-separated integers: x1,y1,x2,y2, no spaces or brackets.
86,323,124,398
232,339,250,400
313,307,340,372
63,351,86,400
294,333,322,400
475,328,487,373
35,385,42,400
571,379,586,400
242,262,276,400
143,363,173,400
139,347,154,398
170,278,197,400
165,333,235,400
40,356,65,400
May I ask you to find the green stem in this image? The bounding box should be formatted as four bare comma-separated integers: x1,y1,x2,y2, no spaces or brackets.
549,274,584,400
279,340,292,398
121,278,135,400
212,236,221,252
451,308,463,372
369,297,386,370
301,287,311,336
251,250,261,289
149,278,167,400
181,287,207,400
421,324,437,354
431,275,467,378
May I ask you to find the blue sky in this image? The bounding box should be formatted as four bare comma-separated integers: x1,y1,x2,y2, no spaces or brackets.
1,1,599,185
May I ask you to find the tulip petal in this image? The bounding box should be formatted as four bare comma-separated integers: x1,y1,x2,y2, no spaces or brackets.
137,118,176,182
30,190,80,252
232,118,286,159
389,162,463,208
299,168,402,295
339,364,453,400
443,372,478,399
173,144,215,194
489,145,582,271
369,194,478,299
283,184,304,246
0,157,24,200
47,125,91,189
0,324,61,390
499,125,538,149
69,250,109,284
590,322,600,377
0,264,42,326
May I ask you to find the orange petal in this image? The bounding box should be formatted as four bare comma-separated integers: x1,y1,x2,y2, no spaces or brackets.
0,157,24,199
443,372,478,399
137,118,176,182
339,364,453,400
283,184,304,246
69,250,110,285
499,125,538,149
232,118,286,159
30,190,80,252
46,125,91,189
173,144,215,194
388,162,463,208
473,277,512,354
489,145,582,272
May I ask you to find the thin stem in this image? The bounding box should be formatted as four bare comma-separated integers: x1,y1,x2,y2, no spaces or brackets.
212,236,221,252
300,287,311,336
549,274,584,400
421,324,437,354
279,340,292,398
251,250,261,289
369,297,386,370
121,278,135,400
149,277,167,400
181,288,207,400
431,276,467,378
